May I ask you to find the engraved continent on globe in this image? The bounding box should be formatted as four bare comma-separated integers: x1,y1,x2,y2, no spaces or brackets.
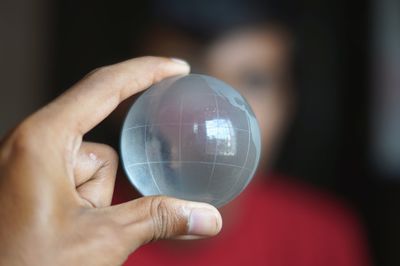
120,74,261,207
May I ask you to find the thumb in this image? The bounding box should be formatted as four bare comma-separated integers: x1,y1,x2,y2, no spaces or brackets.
104,196,222,246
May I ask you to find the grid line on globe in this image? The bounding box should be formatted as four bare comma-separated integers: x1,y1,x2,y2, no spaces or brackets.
205,94,220,192
120,74,261,207
143,121,162,194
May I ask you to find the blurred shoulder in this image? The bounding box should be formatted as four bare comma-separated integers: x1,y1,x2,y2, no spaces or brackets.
241,173,371,266
251,173,360,224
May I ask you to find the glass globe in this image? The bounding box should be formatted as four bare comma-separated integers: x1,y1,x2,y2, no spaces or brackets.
120,74,261,207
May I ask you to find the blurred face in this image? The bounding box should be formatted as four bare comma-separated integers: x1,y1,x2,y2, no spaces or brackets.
204,27,294,170
137,25,294,171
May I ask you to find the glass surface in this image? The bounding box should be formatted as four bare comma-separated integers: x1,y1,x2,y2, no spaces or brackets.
120,74,261,207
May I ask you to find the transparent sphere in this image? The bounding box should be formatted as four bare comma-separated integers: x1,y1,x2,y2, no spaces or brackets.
120,74,261,207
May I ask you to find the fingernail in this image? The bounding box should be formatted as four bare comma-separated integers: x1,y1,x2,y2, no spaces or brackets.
170,57,189,66
188,208,219,236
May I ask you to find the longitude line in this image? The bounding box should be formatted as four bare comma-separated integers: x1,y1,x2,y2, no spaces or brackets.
178,96,183,191
220,112,251,203
144,125,162,194
178,97,183,162
205,94,219,191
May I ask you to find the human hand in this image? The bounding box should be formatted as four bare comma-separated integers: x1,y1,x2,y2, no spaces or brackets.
0,57,222,266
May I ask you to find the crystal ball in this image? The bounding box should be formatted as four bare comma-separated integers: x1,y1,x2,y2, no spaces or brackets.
120,74,261,207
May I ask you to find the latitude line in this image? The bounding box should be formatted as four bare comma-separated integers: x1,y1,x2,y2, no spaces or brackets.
144,92,228,99
126,161,252,172
124,123,249,132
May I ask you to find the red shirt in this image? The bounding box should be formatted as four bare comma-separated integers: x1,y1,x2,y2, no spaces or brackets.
113,174,371,266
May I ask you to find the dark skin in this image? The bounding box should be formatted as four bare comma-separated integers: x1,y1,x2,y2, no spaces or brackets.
0,57,222,266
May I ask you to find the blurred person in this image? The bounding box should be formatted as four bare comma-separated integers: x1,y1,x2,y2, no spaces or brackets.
109,1,372,265
0,1,373,266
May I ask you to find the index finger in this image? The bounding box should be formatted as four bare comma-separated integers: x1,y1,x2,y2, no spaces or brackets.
38,56,189,138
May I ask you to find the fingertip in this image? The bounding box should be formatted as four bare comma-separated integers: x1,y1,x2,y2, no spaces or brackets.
182,203,222,237
170,57,190,68
136,56,190,84
167,57,191,75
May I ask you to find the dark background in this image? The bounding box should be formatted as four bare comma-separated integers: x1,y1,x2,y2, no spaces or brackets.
1,1,399,265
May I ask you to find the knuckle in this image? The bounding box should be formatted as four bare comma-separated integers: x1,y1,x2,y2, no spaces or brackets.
87,65,125,92
149,197,178,240
10,120,39,152
85,66,110,79
2,116,55,161
84,66,121,88
98,144,119,168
